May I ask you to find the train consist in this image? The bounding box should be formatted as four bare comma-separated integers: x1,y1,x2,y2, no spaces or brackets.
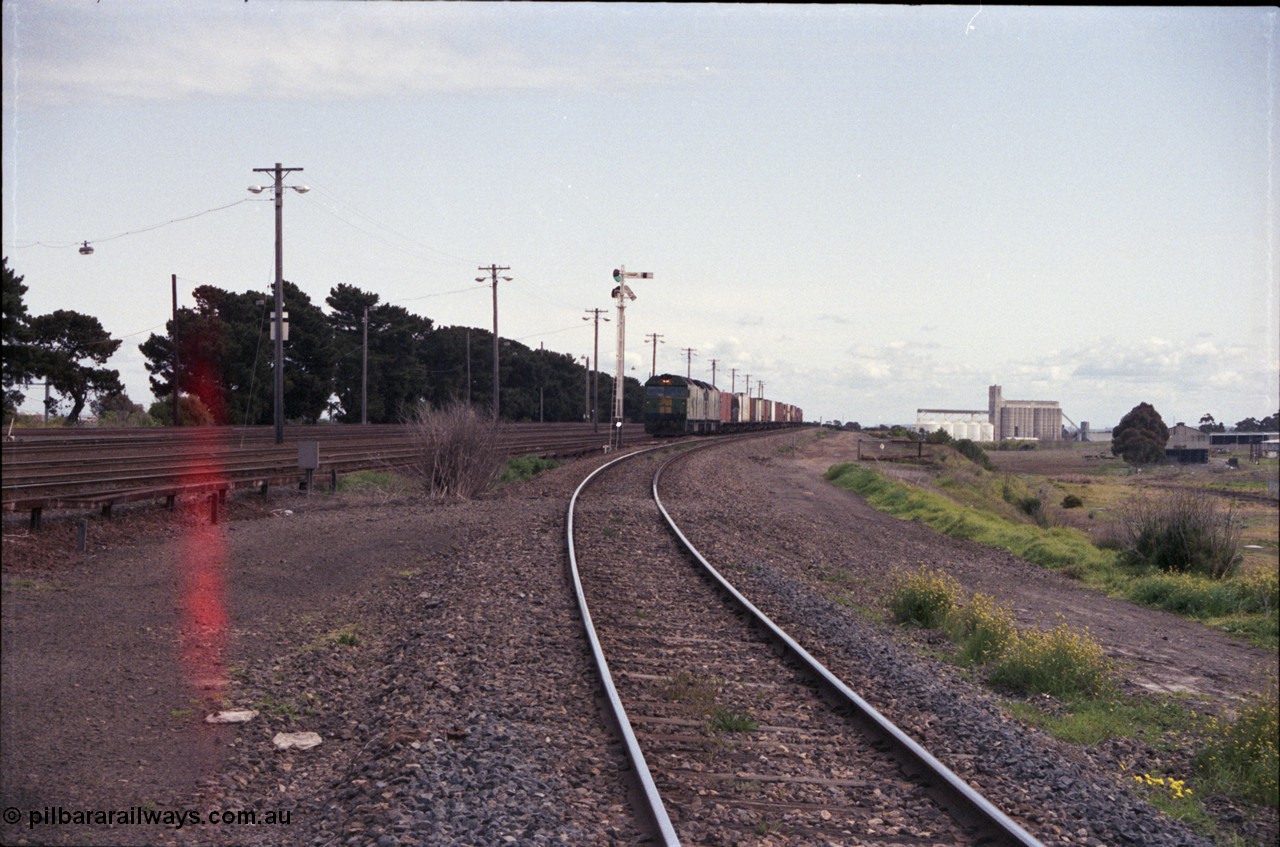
643,373,804,436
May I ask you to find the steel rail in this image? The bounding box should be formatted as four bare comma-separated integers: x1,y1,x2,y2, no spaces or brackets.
650,445,1044,847
3,424,648,518
0,424,640,498
566,445,682,847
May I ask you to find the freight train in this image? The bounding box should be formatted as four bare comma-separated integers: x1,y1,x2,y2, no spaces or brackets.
643,373,804,436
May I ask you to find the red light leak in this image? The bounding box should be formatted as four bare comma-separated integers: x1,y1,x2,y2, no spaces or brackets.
180,517,228,695
176,424,229,700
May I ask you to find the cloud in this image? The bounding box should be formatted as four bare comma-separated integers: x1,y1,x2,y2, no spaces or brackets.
3,3,695,106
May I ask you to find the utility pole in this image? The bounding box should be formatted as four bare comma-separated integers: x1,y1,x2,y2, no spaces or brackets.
681,347,697,379
582,308,609,432
610,266,652,448
250,163,305,445
171,274,180,427
645,332,665,378
580,355,590,422
709,358,718,388
477,265,512,420
730,368,738,394
361,306,368,425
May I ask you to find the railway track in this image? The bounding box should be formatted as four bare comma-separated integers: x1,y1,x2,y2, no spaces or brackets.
1,422,650,524
567,440,1042,846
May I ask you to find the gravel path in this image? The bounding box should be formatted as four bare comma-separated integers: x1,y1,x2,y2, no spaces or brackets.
1,430,1275,846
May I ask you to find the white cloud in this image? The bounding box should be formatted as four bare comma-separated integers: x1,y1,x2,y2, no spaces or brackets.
2,3,694,106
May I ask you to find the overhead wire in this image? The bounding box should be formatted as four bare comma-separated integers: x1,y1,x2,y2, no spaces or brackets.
2,198,257,250
300,183,478,267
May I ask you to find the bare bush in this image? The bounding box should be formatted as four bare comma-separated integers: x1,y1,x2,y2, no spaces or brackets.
1117,488,1243,579
408,401,503,500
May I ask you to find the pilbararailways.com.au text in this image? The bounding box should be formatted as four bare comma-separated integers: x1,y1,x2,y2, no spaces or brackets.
7,805,293,830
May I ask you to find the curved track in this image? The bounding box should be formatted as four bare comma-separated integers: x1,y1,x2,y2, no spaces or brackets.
567,441,1042,846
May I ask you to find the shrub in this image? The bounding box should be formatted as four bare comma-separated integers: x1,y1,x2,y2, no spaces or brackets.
989,621,1113,698
1195,689,1279,808
954,438,995,471
945,593,1017,665
1117,490,1242,579
408,400,502,500
889,565,961,628
1062,494,1084,509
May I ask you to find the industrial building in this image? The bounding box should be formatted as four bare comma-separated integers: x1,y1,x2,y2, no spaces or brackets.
915,385,1064,442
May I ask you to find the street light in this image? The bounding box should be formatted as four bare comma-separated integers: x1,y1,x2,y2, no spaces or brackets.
249,163,306,444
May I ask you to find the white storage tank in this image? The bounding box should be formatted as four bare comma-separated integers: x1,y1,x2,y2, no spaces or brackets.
952,421,970,440
978,422,995,442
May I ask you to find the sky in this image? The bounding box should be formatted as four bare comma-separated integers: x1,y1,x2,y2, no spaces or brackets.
3,2,1277,429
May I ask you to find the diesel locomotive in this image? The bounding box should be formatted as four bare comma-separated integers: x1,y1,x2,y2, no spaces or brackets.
643,373,804,436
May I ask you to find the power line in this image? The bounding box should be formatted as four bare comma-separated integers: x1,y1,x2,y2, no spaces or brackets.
2,198,256,250
300,184,477,266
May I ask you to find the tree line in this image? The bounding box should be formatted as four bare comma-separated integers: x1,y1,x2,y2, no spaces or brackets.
3,258,641,426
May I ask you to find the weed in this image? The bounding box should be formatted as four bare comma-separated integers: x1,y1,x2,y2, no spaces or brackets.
659,672,720,710
989,621,1113,698
310,624,362,649
1129,771,1209,830
253,695,300,719
945,593,1016,665
1195,689,1279,809
708,706,758,734
889,565,961,628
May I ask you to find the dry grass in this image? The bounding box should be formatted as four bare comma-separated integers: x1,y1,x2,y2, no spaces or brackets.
408,400,503,500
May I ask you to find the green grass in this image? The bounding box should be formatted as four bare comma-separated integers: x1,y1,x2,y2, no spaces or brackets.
335,469,417,496
825,461,1279,649
825,463,1115,578
498,455,559,484
1005,692,1190,746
